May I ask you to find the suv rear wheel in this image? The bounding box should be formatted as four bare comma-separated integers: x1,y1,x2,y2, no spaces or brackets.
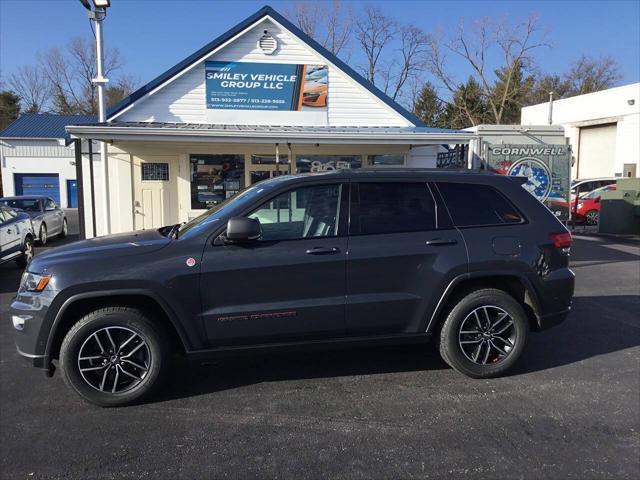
439,288,528,378
59,307,170,407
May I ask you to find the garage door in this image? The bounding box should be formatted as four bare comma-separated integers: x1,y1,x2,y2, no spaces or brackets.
14,174,60,204
578,123,617,178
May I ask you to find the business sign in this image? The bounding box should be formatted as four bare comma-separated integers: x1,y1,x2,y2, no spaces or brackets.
205,61,328,112
486,144,572,221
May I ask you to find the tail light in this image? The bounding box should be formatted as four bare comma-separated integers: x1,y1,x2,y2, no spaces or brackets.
550,231,572,248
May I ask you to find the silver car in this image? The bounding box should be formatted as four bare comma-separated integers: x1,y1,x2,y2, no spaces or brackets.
0,196,67,245
0,205,35,267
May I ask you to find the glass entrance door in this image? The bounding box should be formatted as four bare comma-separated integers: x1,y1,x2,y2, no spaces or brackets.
249,154,290,185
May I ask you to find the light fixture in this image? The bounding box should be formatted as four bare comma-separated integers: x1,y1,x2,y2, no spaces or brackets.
92,0,111,7
628,99,635,106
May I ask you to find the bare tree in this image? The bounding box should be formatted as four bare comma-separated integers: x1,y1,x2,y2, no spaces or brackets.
40,37,123,115
8,65,51,113
106,74,139,109
354,5,397,86
387,24,430,101
426,15,549,125
565,55,622,95
285,1,352,56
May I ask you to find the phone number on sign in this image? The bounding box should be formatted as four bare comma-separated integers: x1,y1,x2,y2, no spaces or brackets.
210,97,287,105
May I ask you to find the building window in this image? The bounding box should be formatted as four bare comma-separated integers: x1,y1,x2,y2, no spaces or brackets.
141,163,169,181
350,182,436,235
247,183,342,241
190,154,244,210
296,155,361,174
367,154,405,166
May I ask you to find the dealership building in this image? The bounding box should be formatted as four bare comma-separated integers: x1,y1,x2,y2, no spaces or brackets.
0,114,95,208
66,5,474,237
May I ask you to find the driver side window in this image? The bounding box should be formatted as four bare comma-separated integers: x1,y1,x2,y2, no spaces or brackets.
247,184,342,241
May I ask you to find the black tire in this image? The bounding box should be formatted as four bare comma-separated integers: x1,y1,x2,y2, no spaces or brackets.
59,218,68,238
39,223,47,245
15,235,34,268
59,307,170,407
439,288,529,379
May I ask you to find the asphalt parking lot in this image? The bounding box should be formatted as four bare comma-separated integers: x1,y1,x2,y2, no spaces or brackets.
0,217,638,479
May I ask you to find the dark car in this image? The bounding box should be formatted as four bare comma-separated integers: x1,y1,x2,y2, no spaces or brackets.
11,170,575,407
0,205,35,267
0,196,68,245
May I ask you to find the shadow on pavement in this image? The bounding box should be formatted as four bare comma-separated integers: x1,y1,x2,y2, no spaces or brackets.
155,294,640,403
570,238,639,265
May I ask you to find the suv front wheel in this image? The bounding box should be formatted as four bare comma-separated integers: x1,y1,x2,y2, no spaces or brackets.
439,289,529,378
59,307,170,407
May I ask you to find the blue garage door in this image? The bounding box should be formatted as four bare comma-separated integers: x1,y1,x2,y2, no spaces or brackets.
67,179,78,208
14,174,60,205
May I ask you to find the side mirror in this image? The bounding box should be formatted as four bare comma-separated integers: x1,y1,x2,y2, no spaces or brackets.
594,197,601,204
225,217,261,243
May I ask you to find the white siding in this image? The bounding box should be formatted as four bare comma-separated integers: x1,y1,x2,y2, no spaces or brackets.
117,18,411,127
521,83,640,178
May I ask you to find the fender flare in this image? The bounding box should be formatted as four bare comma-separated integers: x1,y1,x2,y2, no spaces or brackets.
43,288,193,363
424,271,543,334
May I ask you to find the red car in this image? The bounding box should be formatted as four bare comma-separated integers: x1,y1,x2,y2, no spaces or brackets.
571,184,617,225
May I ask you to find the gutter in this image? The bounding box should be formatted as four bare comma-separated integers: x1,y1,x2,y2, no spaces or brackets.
66,125,476,144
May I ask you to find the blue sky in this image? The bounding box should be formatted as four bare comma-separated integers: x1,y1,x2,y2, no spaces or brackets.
1,0,639,95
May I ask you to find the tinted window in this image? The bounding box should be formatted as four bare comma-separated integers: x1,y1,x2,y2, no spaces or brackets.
437,183,523,227
248,184,342,241
351,182,436,235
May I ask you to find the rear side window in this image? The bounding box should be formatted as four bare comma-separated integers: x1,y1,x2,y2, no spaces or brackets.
437,182,523,227
351,182,436,235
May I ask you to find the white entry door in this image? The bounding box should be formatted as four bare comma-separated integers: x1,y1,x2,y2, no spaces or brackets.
133,159,176,230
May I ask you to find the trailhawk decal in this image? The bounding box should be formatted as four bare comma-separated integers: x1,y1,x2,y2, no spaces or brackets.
217,311,298,322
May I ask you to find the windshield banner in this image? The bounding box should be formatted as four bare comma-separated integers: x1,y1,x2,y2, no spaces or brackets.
205,61,328,112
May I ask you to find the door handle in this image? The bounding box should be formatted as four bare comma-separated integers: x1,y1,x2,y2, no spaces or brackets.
425,238,457,246
6,229,12,234
305,246,340,255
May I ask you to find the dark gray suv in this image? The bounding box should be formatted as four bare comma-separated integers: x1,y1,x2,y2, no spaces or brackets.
11,170,574,407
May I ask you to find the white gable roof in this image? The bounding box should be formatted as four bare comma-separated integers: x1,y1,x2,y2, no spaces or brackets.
110,10,418,128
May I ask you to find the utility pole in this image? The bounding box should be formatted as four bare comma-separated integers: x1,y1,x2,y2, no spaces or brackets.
80,0,111,236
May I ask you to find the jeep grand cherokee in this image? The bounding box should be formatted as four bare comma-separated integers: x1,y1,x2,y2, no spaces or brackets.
12,170,574,407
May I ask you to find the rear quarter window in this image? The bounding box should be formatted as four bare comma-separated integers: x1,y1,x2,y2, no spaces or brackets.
437,182,524,227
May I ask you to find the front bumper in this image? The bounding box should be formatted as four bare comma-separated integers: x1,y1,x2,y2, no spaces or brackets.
11,287,58,372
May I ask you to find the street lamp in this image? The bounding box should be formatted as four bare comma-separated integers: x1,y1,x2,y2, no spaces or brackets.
79,0,111,235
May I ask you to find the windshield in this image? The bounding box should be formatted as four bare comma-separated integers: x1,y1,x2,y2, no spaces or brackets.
581,185,613,199
1,198,40,212
176,182,273,238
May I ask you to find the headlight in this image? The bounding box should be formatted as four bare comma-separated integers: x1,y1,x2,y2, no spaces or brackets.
21,272,52,292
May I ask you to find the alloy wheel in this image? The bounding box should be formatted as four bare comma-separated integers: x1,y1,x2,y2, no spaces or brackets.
458,306,516,365
77,326,151,394
585,210,599,226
